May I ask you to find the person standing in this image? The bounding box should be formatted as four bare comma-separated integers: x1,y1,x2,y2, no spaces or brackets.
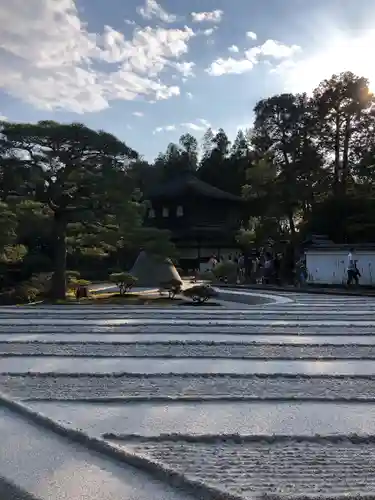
237,253,245,283
263,252,273,285
208,255,218,270
347,248,359,286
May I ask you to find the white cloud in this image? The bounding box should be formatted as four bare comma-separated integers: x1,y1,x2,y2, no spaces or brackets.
153,124,176,133
186,92,193,99
206,57,256,76
0,114,7,121
198,118,211,128
246,31,257,41
174,61,195,77
191,10,223,23
182,123,205,131
137,0,176,23
132,111,144,117
0,1,194,113
258,39,301,59
203,28,215,36
206,38,301,76
154,118,210,134
228,45,239,53
181,118,211,131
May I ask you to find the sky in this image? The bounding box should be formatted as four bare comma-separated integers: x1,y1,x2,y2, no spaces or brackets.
1,0,375,161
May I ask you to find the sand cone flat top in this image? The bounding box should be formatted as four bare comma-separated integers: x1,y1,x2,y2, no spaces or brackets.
130,251,182,287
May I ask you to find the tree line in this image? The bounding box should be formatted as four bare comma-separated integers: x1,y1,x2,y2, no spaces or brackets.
1,70,375,301
145,71,375,249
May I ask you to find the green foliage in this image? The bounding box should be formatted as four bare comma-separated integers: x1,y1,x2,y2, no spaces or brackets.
183,284,218,303
74,279,91,287
136,227,177,259
212,261,238,283
13,283,40,304
159,278,183,299
199,270,216,281
236,227,256,248
109,272,138,295
0,120,142,300
66,270,81,286
0,244,27,264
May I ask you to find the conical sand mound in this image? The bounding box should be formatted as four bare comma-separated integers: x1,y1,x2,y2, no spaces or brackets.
129,251,182,287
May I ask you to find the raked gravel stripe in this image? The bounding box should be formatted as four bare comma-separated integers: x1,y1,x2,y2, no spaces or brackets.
3,318,375,326
2,325,375,335
109,437,375,499
4,357,375,375
2,333,375,344
28,400,375,437
2,341,375,359
4,373,375,401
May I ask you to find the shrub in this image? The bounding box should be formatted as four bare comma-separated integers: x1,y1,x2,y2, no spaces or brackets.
29,272,52,290
15,283,40,303
159,278,183,299
74,279,91,287
66,270,81,286
109,272,138,295
23,273,53,301
183,284,218,304
199,270,215,282
212,261,238,283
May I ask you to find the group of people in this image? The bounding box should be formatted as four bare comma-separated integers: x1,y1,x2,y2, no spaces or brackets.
208,250,307,286
206,247,362,287
250,252,307,286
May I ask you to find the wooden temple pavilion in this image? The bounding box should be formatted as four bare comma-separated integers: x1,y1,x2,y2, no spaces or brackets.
145,172,244,272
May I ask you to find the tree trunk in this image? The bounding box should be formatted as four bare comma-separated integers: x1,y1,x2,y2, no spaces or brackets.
333,113,341,196
51,212,67,300
341,116,351,194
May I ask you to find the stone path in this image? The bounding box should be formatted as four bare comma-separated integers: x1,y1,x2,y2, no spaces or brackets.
1,291,375,498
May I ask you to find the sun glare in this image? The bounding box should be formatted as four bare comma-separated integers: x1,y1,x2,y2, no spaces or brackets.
281,28,375,94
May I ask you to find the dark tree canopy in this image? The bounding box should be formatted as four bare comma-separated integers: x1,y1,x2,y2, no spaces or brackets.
1,70,375,300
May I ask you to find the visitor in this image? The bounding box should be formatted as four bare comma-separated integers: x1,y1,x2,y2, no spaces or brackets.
263,253,273,284
295,257,307,287
237,253,245,283
347,248,360,286
273,254,281,285
208,255,218,270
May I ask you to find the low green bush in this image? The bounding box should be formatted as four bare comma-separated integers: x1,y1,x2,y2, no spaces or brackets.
183,284,218,304
159,278,183,299
74,279,91,287
66,270,81,288
109,272,138,295
212,261,238,283
199,270,216,281
0,282,41,304
15,283,40,303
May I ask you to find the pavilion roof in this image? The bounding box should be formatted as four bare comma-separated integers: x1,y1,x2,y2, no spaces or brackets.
147,173,243,202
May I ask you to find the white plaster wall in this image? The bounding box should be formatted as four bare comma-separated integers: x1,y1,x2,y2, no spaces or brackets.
306,250,375,285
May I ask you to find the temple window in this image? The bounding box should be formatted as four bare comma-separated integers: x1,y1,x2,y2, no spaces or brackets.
162,207,169,217
148,208,155,218
176,205,184,217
